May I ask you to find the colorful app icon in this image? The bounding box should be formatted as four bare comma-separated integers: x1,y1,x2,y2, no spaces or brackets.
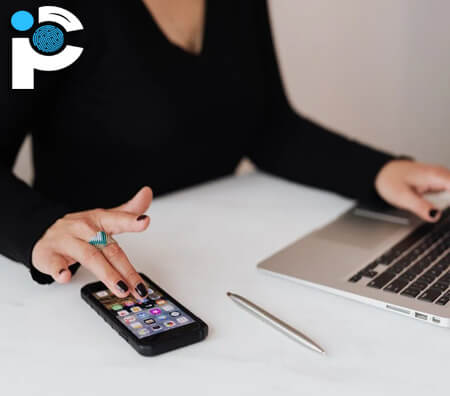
96,291,108,298
144,303,154,309
147,288,154,294
151,324,162,331
138,328,150,336
177,317,188,324
111,304,123,311
155,299,166,305
137,312,150,319
117,310,129,317
170,311,181,317
123,300,135,307
162,304,175,312
137,298,149,304
124,315,136,323
149,292,162,300
164,321,176,328
130,306,142,313
150,308,161,315
144,318,155,325
157,315,167,320
130,322,143,329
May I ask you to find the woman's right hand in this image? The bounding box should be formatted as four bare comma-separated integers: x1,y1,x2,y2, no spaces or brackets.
31,187,153,300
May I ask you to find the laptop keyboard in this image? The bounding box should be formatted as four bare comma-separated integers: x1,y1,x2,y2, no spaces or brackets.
348,207,450,305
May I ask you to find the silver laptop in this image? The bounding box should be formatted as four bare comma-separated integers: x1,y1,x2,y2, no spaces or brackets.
257,205,450,327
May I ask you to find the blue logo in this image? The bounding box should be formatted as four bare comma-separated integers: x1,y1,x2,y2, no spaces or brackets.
11,6,84,90
11,10,34,32
32,25,65,54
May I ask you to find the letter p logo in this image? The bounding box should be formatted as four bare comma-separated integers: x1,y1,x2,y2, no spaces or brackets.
11,6,84,89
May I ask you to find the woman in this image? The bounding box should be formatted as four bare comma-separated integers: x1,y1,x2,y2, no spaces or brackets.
1,0,449,301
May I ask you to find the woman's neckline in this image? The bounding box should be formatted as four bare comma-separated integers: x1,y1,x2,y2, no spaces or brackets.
137,0,210,59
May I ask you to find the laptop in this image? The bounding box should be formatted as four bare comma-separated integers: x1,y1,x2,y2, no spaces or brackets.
257,203,450,327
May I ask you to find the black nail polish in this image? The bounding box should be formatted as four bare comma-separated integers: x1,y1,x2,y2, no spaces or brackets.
137,215,148,221
116,280,129,293
429,209,439,218
136,283,147,297
58,269,67,275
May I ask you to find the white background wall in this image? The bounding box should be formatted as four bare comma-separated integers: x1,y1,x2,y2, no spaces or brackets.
269,0,450,167
14,0,450,184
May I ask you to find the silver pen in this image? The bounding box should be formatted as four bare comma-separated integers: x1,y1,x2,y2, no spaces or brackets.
227,292,325,355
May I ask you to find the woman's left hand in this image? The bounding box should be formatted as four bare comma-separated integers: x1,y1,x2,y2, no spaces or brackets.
375,159,450,222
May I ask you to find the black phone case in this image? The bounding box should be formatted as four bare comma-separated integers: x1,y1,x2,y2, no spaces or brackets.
81,274,208,356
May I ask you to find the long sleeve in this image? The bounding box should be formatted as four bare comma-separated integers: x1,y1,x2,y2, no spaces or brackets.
247,1,394,202
0,94,75,282
0,9,74,283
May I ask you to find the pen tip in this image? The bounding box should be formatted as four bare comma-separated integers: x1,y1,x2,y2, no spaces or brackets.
226,292,232,297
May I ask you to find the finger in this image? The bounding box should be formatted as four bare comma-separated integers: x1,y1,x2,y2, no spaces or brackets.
409,165,450,191
35,251,72,284
92,210,151,235
54,256,73,284
427,167,450,190
101,242,149,300
57,236,131,298
396,186,441,222
113,186,153,214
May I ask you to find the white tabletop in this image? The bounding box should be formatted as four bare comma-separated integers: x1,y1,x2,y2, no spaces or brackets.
0,172,448,396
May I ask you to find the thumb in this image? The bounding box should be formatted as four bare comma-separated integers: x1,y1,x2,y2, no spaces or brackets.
397,187,441,223
113,186,153,214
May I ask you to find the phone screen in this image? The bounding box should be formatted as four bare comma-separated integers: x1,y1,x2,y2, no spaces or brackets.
93,286,194,339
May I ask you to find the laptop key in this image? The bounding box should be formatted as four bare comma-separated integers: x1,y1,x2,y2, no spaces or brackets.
349,274,362,283
361,269,378,278
390,261,409,274
401,287,421,298
411,281,428,290
399,271,416,281
418,288,442,302
367,271,396,289
435,296,449,306
384,279,409,293
431,282,448,292
365,262,379,270
418,274,434,284
439,273,450,286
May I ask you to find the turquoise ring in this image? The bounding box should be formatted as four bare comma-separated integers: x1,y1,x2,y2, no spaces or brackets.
89,231,116,249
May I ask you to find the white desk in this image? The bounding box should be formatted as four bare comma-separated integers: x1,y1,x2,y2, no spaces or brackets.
0,173,448,396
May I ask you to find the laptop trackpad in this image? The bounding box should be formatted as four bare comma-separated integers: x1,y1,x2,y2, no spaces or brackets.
317,211,407,250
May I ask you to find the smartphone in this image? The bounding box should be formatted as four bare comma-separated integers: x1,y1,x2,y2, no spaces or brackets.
81,273,208,356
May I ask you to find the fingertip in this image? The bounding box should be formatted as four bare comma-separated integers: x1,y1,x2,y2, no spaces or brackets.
56,268,72,284
136,214,148,222
136,214,151,229
141,186,153,199
113,280,131,298
428,208,441,222
134,186,153,204
135,282,148,299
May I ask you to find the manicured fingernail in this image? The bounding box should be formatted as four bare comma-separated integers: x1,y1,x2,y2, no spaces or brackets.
137,215,148,221
136,283,147,297
58,269,67,275
116,280,129,293
429,209,439,218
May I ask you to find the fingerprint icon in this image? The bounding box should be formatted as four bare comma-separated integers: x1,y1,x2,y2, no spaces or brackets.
32,25,65,53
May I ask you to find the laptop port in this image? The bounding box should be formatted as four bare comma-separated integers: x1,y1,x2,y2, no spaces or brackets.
432,317,441,324
414,312,428,320
386,304,410,315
